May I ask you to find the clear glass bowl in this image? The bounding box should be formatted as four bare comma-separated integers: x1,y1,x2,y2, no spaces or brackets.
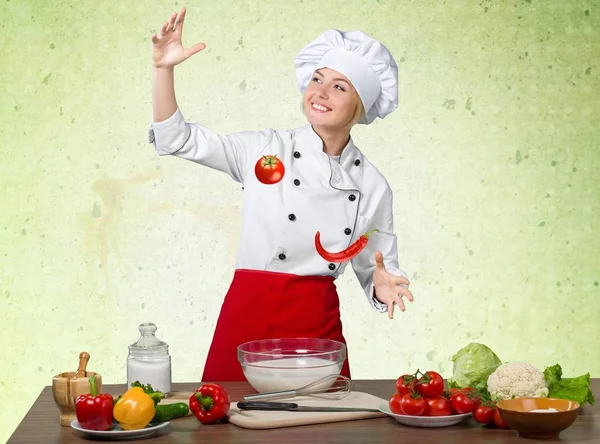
237,338,347,393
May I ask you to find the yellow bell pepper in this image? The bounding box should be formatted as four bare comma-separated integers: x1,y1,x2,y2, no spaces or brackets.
113,387,156,430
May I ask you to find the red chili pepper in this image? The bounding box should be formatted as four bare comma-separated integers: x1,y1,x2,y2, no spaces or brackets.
75,375,114,431
189,383,230,424
315,229,379,263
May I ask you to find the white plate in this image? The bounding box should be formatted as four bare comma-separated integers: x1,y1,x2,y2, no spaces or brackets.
378,404,471,428
70,420,170,440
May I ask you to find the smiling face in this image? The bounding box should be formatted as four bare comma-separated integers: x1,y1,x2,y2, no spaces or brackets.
303,68,364,130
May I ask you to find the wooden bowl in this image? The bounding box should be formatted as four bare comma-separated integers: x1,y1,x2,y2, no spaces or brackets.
52,371,102,426
496,397,580,439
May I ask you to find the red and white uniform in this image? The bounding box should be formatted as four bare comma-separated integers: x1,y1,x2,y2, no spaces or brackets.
149,108,406,381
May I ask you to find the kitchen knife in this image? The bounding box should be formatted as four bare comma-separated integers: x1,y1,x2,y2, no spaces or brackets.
237,401,381,413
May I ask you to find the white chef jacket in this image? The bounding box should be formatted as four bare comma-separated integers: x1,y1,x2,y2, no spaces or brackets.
148,108,407,313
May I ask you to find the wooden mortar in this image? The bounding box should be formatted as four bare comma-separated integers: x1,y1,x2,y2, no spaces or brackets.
52,352,102,427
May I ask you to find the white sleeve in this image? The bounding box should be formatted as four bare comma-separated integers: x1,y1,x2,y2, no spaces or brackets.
148,108,273,184
350,186,407,313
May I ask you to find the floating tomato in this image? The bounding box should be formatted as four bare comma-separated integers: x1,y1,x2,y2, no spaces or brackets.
255,155,285,184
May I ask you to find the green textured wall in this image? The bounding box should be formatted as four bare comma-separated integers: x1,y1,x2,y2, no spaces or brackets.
1,0,598,440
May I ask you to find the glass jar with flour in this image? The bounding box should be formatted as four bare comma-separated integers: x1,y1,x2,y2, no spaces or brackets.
127,322,172,394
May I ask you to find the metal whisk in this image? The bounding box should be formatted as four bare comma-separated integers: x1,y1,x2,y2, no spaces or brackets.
243,374,353,401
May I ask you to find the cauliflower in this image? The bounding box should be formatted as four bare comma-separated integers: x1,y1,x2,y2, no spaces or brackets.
487,361,549,401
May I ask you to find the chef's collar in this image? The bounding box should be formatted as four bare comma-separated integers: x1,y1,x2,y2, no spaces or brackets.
299,124,358,166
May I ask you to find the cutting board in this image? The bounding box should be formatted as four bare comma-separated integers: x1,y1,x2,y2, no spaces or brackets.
227,391,387,429
136,390,388,429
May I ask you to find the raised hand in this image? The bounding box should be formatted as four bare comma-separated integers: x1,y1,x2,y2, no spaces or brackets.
152,7,206,69
372,251,414,319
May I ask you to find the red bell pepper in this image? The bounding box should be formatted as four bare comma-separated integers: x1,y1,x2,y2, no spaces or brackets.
75,375,114,431
189,383,230,424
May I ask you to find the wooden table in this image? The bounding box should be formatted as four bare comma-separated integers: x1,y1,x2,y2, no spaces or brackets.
8,380,599,443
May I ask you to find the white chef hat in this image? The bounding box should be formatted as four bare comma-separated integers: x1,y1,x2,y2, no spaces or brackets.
294,29,399,125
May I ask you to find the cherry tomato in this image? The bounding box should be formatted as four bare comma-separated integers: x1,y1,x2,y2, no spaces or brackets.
449,387,483,408
425,396,452,416
255,155,285,184
395,374,416,397
416,371,444,398
450,392,476,414
473,405,495,424
388,393,404,415
400,393,427,416
494,408,510,429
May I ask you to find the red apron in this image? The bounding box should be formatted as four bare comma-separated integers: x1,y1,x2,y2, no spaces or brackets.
202,269,351,382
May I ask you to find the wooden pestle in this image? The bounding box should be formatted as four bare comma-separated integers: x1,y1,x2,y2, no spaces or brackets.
73,352,90,379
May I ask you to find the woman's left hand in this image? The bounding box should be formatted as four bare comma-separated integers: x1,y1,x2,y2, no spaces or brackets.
373,251,414,319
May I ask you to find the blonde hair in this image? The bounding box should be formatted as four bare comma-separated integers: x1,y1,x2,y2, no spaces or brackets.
348,94,366,127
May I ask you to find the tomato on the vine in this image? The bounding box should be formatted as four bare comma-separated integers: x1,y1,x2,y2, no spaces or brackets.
388,393,404,415
400,393,427,416
395,374,416,396
494,408,510,429
390,371,490,419
473,405,495,424
425,396,452,416
450,392,476,414
416,371,444,398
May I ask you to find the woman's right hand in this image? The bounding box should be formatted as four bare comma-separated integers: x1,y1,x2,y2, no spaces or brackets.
152,7,206,69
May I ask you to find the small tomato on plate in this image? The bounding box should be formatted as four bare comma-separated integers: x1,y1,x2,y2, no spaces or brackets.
425,396,452,416
395,374,416,397
400,393,427,416
389,392,405,415
416,371,444,398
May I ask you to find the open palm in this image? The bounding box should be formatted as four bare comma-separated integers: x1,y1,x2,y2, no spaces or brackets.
152,7,206,68
373,251,414,319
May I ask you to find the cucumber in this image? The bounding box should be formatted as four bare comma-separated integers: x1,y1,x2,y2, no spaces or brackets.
152,402,190,423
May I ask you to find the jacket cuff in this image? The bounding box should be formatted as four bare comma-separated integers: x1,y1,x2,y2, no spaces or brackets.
148,108,190,155
370,284,388,313
369,267,408,314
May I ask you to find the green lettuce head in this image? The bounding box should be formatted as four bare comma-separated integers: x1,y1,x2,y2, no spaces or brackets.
449,343,502,392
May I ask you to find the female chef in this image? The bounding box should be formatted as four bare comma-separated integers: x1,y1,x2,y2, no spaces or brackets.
149,8,414,381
